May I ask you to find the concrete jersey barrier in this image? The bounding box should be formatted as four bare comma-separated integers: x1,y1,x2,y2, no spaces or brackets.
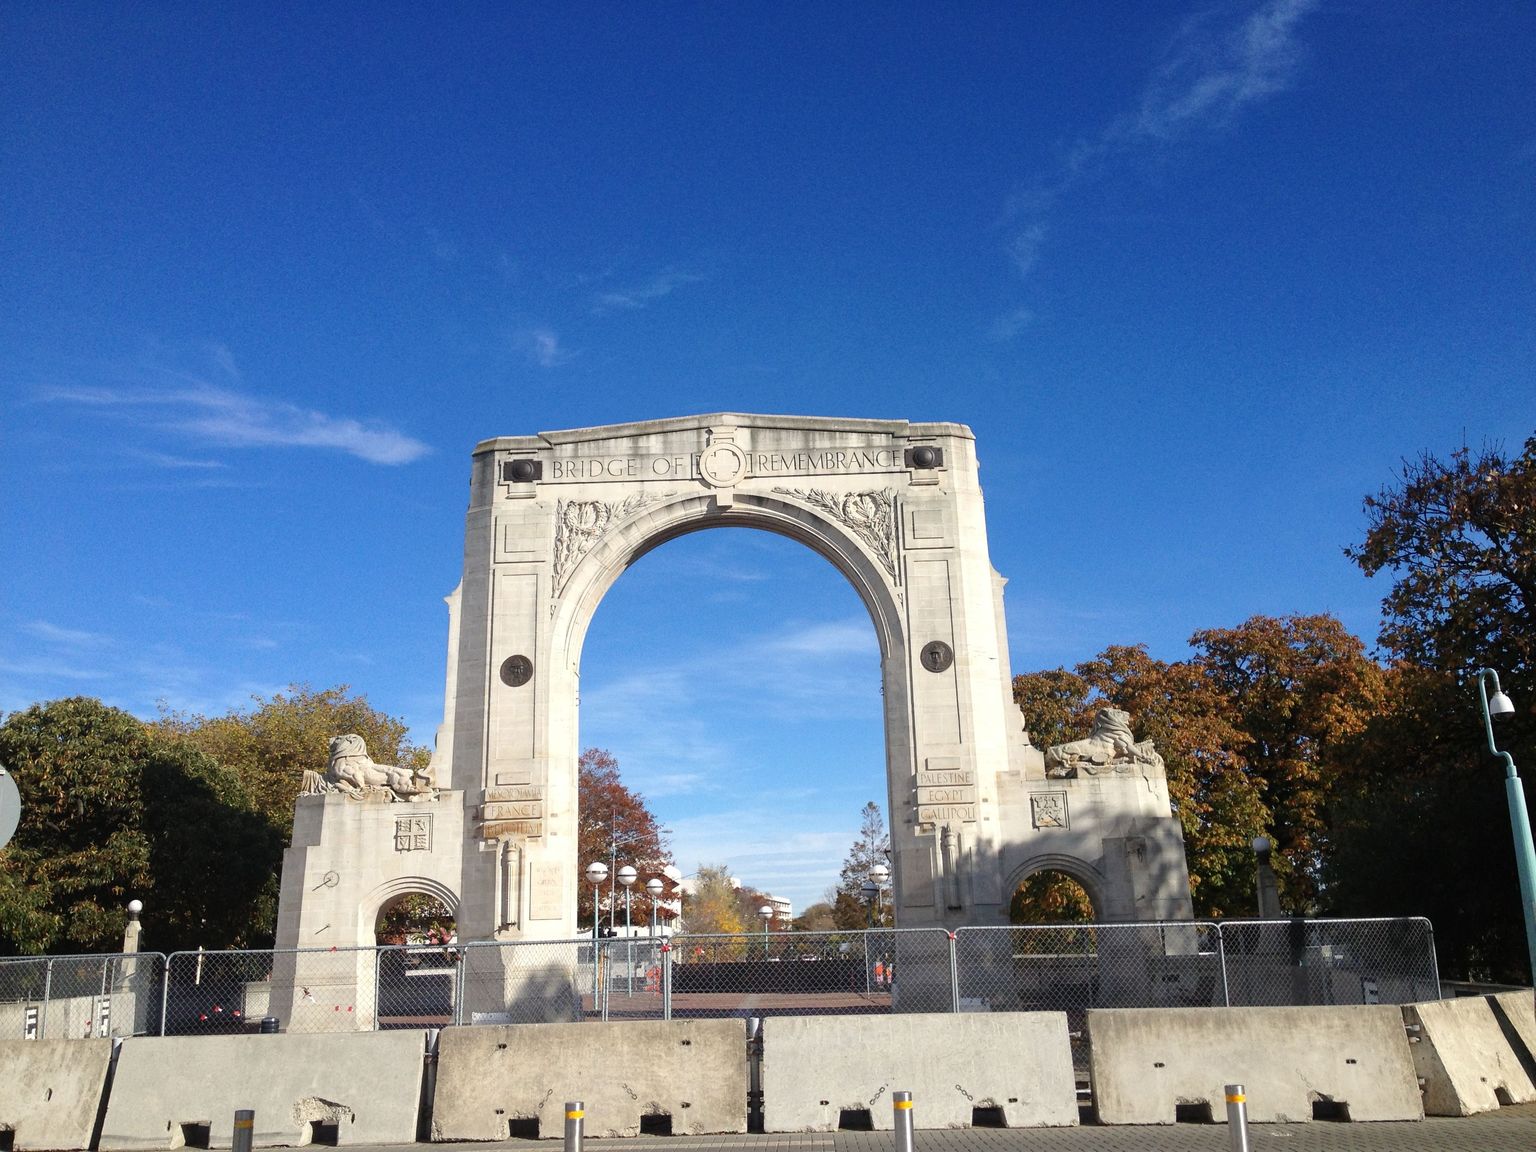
1402,996,1536,1116
99,1030,426,1149
0,1038,114,1151
1488,990,1536,1068
761,1012,1077,1132
431,1019,746,1139
1087,1005,1422,1124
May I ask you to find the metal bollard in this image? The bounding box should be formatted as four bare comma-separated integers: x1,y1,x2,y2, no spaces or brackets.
893,1090,914,1152
564,1101,584,1152
1224,1084,1250,1152
232,1110,254,1152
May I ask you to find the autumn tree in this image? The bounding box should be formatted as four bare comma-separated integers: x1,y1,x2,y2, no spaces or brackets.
679,864,747,936
1332,436,1536,980
0,697,279,955
576,747,673,928
1010,872,1095,924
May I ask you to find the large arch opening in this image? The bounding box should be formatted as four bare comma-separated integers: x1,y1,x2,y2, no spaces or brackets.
577,523,889,926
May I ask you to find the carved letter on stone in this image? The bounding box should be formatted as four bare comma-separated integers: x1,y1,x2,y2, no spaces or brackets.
773,487,899,581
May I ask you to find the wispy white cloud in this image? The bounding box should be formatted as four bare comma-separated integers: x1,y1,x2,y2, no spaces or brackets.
514,327,573,368
593,269,705,314
122,448,229,470
998,0,1319,308
22,620,115,647
41,375,431,466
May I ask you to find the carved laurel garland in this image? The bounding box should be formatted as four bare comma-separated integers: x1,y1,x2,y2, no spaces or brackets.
551,493,664,595
772,487,900,581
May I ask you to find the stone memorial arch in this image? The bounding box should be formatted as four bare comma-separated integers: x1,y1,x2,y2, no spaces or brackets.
276,414,1193,980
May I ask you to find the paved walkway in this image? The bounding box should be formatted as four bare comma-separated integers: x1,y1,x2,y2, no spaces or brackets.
398,1104,1536,1152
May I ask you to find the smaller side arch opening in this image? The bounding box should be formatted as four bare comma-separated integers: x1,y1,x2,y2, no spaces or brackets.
370,882,460,1028
1010,870,1097,925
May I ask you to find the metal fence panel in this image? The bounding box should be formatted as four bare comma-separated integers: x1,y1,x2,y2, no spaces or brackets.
457,938,591,1025
953,922,1226,1023
665,928,953,1018
0,952,165,1040
1217,917,1439,1006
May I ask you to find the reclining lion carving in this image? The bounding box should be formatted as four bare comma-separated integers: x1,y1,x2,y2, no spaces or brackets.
301,734,435,801
1044,707,1164,778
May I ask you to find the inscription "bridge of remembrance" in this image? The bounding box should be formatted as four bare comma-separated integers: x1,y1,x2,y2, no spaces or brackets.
547,446,905,482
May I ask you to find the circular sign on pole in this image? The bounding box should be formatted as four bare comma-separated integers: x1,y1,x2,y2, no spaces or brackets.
0,766,21,852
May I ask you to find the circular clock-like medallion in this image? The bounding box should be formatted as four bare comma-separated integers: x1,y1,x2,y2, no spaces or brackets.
500,654,534,687
920,641,954,673
698,441,747,488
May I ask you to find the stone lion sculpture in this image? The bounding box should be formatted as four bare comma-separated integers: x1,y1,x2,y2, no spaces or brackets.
1044,707,1164,778
300,734,434,801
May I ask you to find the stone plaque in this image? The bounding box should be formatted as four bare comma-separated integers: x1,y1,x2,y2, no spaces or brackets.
1031,792,1068,829
500,654,534,687
917,803,977,824
393,814,432,852
483,820,543,839
485,785,544,803
920,640,953,673
916,766,975,788
529,860,563,920
482,801,544,821
916,785,977,807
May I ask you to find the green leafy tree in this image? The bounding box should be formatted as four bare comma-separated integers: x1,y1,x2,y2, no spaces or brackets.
0,697,279,955
1009,872,1095,924
829,801,892,928
158,683,428,842
680,864,747,936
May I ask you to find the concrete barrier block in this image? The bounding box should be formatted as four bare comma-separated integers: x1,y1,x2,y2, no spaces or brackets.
99,1031,425,1148
431,1019,746,1139
1088,1006,1421,1124
762,1013,1077,1132
0,1038,114,1151
1403,996,1536,1116
1489,990,1536,1067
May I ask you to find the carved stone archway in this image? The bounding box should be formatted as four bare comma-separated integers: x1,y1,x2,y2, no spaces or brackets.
276,414,1194,967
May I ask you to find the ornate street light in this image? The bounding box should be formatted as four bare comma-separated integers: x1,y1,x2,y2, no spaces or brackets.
618,865,638,994
1477,669,1536,981
584,861,608,943
758,904,773,958
646,877,664,939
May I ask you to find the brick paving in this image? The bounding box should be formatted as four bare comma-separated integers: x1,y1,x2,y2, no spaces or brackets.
401,1104,1536,1152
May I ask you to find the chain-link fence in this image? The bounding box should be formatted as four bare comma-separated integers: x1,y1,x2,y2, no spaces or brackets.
1218,917,1439,1007
6,917,1439,1039
0,952,165,1040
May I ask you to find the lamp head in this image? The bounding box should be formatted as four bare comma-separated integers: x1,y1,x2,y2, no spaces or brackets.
617,865,638,887
1489,690,1515,717
1251,835,1272,863
758,905,773,921
646,877,664,896
127,899,143,919
869,863,890,885
585,861,609,884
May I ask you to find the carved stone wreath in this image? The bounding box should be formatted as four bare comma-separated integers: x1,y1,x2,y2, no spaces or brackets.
551,493,664,595
773,487,899,581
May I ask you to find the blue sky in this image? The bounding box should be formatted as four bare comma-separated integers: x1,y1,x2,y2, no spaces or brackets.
3,2,1533,916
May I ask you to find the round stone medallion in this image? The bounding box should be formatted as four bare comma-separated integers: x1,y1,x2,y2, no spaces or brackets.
920,640,954,673
698,441,748,488
500,654,534,687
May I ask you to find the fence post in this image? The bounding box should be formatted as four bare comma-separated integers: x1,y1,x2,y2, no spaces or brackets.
159,954,172,1036
1215,923,1231,1007
893,1090,914,1152
373,948,383,1033
661,944,672,1021
1224,1084,1250,1152
41,958,53,1040
453,945,465,1027
948,932,960,1013
563,1102,584,1152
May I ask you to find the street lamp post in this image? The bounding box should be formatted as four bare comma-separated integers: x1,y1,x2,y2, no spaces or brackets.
646,877,664,940
758,905,773,960
618,865,637,995
1477,669,1536,982
584,862,608,943
1251,836,1282,919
